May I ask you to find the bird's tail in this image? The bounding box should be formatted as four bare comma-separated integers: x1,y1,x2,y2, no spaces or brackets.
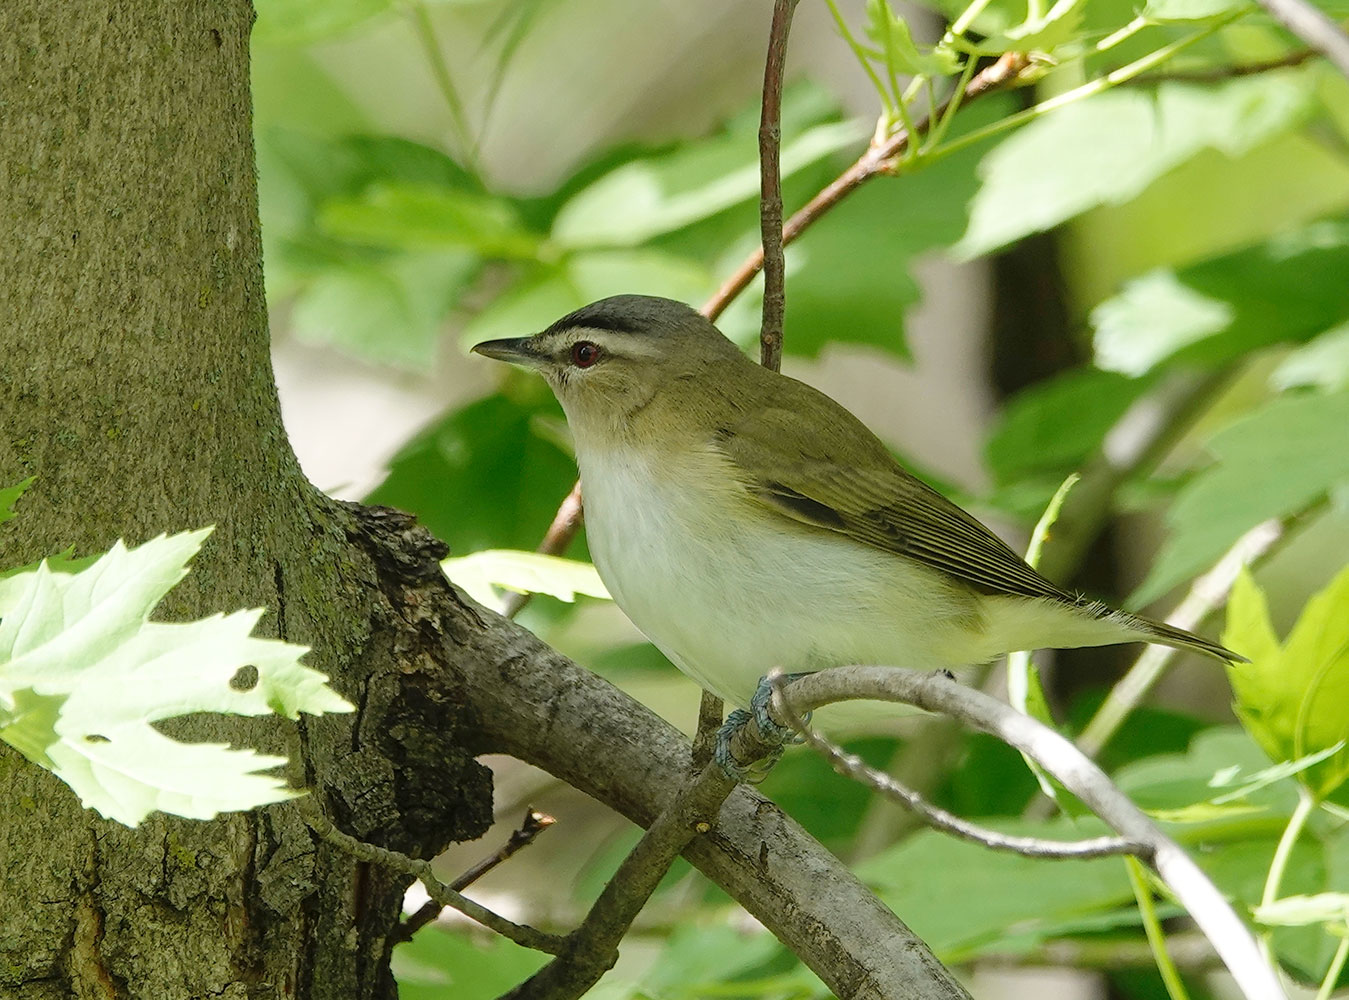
1113,609,1248,663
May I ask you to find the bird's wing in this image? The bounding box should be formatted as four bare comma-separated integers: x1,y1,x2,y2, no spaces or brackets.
716,403,1075,603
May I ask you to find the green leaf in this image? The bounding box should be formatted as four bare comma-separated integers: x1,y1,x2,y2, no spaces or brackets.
956,73,1315,259
985,369,1153,485
1134,391,1349,606
858,816,1134,960
393,928,548,1000
1094,218,1349,376
365,390,579,554
0,530,352,826
551,84,866,248
1223,564,1349,800
0,478,34,526
967,0,1087,55
253,0,393,44
1144,0,1252,20
442,550,609,612
318,183,543,259
866,0,962,76
460,250,713,349
1272,321,1349,393
290,249,480,368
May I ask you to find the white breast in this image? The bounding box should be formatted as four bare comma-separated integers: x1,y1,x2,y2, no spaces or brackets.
577,444,979,707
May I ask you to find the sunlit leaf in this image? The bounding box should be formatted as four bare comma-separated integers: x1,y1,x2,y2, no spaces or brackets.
552,84,865,248
1223,565,1349,801
956,73,1315,258
1272,322,1349,393
1134,392,1349,605
1144,0,1252,19
1094,217,1349,376
1255,893,1349,928
0,530,352,826
443,550,609,612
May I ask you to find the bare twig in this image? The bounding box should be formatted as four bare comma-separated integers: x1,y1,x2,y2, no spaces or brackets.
774,667,1288,1000
503,481,582,619
1249,0,1349,80
1130,48,1315,83
1075,519,1283,759
757,0,799,373
397,807,557,942
294,797,566,956
767,673,1146,860
690,689,725,771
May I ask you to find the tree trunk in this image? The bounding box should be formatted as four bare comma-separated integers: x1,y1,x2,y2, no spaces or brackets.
0,3,492,997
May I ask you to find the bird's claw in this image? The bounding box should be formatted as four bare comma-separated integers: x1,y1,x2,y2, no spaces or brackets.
713,674,813,782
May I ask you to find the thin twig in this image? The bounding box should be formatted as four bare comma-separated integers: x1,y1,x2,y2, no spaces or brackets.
294,797,566,956
396,807,557,942
758,0,800,373
1129,48,1315,83
1249,0,1349,80
690,689,725,771
503,482,582,619
773,667,1288,1000
1075,519,1283,759
768,674,1146,860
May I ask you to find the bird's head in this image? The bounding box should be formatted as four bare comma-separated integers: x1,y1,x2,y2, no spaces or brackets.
472,295,747,440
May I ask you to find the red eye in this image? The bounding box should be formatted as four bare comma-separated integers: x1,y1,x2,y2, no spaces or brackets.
570,341,601,368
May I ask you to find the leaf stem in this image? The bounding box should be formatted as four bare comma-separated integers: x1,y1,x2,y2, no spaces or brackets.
409,1,481,177
1128,856,1193,1000
826,0,897,120
1262,790,1316,910
1316,933,1349,1000
1097,14,1151,53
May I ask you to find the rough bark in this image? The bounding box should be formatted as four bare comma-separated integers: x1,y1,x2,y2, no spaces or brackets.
0,3,491,997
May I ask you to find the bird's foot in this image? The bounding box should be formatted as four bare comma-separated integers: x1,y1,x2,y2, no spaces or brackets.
713,673,814,783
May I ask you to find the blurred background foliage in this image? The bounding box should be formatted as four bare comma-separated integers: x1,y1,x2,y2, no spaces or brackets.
253,0,1349,996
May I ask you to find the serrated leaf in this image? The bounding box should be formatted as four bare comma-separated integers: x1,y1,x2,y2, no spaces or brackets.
1223,564,1349,800
956,73,1315,259
1094,217,1349,376
866,0,962,77
443,550,609,612
0,478,33,526
551,84,866,248
0,530,352,826
1134,392,1349,606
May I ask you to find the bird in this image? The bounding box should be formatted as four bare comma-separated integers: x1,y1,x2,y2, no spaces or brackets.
472,294,1242,728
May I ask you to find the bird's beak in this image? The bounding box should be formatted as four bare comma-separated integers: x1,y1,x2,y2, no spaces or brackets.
471,337,545,368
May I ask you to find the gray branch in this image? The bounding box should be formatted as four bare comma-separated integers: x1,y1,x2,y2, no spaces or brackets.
774,667,1288,1000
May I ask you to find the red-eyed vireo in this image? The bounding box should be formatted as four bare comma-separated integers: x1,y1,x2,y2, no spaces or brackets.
473,295,1242,724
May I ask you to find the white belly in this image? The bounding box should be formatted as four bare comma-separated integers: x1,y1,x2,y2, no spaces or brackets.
577,447,981,707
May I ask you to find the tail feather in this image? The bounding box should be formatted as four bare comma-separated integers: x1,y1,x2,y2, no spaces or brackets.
1107,608,1247,663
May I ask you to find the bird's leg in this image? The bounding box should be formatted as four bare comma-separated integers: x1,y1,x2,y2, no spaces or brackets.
713,673,814,782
